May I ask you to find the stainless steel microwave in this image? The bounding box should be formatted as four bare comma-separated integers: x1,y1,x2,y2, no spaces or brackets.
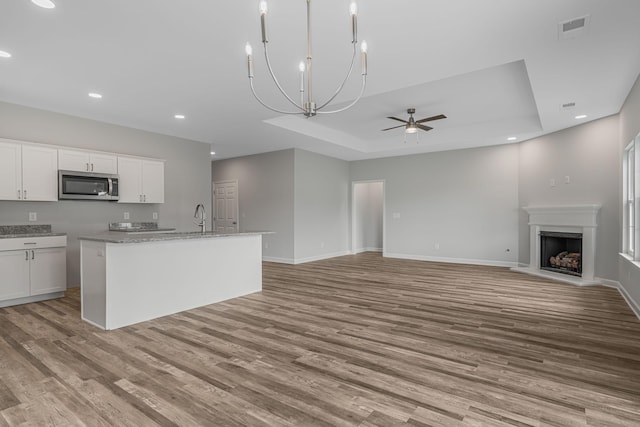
58,170,119,201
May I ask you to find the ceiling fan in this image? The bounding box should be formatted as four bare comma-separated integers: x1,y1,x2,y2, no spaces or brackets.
382,108,447,134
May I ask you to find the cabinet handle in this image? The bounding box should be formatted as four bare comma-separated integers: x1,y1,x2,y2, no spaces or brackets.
91,163,94,172
23,190,27,200
31,250,35,260
25,251,29,261
143,194,146,202
139,194,142,202
17,189,21,200
86,162,90,171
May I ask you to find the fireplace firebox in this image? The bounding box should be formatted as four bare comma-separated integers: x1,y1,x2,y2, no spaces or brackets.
540,231,583,277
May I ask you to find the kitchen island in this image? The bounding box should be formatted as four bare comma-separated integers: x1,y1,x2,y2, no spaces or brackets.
79,231,269,330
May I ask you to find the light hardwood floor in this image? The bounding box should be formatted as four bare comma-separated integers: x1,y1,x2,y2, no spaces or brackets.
1,252,639,426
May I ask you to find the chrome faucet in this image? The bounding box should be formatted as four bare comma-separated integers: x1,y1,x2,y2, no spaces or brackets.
194,203,206,233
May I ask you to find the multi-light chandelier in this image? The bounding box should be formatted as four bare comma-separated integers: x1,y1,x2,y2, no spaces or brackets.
245,0,368,117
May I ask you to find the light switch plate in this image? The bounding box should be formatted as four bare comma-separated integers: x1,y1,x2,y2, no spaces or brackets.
28,212,37,222
152,212,158,220
123,212,130,220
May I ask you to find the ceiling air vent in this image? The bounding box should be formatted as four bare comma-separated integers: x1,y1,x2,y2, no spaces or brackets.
558,15,590,40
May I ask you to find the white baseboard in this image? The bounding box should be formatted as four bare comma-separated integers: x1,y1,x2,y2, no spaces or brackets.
292,250,351,265
263,250,352,265
352,247,382,254
600,280,640,321
262,256,294,264
384,252,519,268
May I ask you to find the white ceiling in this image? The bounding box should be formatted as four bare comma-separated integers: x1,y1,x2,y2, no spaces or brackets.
1,0,639,161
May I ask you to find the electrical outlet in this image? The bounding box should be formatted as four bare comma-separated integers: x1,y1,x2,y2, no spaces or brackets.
264,242,269,249
123,212,130,220
565,175,571,184
320,241,325,249
28,212,37,222
434,243,440,250
393,212,401,219
549,178,556,187
152,212,158,220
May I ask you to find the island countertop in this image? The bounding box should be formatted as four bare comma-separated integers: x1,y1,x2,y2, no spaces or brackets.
77,230,273,244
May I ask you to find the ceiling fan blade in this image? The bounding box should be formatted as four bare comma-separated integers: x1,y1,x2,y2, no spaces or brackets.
416,114,447,124
387,116,409,124
417,124,433,132
381,124,406,131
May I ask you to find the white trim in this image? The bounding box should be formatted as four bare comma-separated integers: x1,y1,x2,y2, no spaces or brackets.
263,250,352,265
293,250,351,265
384,252,519,268
352,247,382,254
262,256,294,264
0,292,64,308
615,282,640,320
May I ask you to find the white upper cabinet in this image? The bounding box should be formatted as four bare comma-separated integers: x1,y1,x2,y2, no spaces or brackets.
0,140,57,201
117,156,164,203
0,141,22,201
21,145,58,201
58,149,118,174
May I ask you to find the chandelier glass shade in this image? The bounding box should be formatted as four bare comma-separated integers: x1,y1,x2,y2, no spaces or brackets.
245,0,368,117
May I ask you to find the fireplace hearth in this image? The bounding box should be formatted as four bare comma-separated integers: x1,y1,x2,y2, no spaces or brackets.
540,231,582,277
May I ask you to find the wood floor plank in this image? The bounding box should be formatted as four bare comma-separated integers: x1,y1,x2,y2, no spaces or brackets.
1,252,639,425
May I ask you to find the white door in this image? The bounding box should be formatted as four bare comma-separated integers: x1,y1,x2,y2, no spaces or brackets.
213,180,238,233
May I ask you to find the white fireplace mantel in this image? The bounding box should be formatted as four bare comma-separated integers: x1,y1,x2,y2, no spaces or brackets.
513,204,601,286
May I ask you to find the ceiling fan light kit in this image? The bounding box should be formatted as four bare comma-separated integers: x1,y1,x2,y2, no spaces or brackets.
383,108,447,134
245,0,368,117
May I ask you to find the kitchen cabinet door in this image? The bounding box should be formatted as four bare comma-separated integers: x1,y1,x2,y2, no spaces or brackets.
29,247,67,296
0,250,30,300
21,145,58,201
117,156,143,203
90,152,118,174
0,140,22,200
59,149,118,174
142,159,164,203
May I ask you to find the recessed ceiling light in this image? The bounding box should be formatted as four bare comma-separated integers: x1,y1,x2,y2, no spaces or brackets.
0,50,11,58
575,114,587,119
88,92,102,99
31,0,55,9
174,114,185,119
507,137,517,141
210,151,216,155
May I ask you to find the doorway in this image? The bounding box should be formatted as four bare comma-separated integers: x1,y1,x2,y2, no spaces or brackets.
352,180,385,254
212,180,239,233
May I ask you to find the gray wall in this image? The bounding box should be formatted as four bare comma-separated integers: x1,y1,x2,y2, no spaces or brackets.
293,149,350,261
211,149,295,262
518,115,620,281
0,101,212,286
350,145,520,266
619,72,640,309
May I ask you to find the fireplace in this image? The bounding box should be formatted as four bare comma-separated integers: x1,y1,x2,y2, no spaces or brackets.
540,231,582,277
512,205,600,286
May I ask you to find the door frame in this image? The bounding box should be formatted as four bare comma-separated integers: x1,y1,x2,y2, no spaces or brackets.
351,179,386,255
212,180,239,233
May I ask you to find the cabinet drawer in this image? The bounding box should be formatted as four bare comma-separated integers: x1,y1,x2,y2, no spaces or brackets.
0,236,67,251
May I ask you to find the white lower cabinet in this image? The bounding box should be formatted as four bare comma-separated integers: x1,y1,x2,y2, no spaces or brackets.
0,250,30,300
0,236,67,307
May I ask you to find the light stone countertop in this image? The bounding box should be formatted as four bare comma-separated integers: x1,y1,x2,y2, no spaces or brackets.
77,231,273,244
